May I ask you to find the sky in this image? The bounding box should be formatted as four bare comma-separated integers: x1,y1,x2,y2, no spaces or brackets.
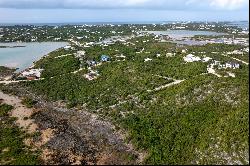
0,0,249,23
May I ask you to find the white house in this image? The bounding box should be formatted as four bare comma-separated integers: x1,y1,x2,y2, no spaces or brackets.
183,54,201,62
225,63,240,69
182,49,187,53
215,61,240,70
227,50,244,55
144,58,153,62
64,45,71,50
202,57,213,62
76,51,86,58
243,47,249,53
166,53,175,57
84,70,99,81
22,69,44,78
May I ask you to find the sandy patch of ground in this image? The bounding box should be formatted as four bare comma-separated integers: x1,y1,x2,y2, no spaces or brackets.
207,66,222,78
0,91,58,163
0,91,37,133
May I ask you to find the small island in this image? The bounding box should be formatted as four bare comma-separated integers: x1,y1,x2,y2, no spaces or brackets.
0,45,26,48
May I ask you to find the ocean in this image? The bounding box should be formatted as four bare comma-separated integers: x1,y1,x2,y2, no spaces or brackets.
0,42,68,71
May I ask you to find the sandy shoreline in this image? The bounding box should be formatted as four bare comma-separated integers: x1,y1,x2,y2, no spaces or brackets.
0,41,69,73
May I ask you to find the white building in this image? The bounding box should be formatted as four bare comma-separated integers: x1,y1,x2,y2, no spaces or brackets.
22,69,44,78
227,50,244,55
64,45,72,50
182,49,187,53
202,57,213,62
225,63,240,69
243,47,249,53
76,51,86,58
144,58,153,62
166,53,175,57
183,54,201,62
84,70,99,81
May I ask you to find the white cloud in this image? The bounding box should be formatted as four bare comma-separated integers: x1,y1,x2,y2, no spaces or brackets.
61,0,151,8
186,0,248,10
0,0,248,10
209,0,246,10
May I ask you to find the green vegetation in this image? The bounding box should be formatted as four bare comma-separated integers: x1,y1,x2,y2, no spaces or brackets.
229,53,249,63
0,22,245,43
21,97,37,108
188,43,245,53
0,66,16,81
0,66,15,73
1,23,248,165
15,38,247,165
0,103,40,165
34,49,80,78
120,73,249,165
0,104,14,117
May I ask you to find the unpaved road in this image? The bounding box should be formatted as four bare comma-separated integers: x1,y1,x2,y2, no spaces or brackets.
231,57,249,65
147,79,185,92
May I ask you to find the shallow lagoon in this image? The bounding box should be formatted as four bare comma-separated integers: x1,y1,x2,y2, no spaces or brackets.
0,42,68,71
145,30,226,40
144,30,226,46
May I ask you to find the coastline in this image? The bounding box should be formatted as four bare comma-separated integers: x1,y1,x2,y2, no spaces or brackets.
0,41,69,74
16,50,65,81
17,45,68,74
0,22,248,165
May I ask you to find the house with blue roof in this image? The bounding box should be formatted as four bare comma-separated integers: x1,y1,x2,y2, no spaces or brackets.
101,55,110,62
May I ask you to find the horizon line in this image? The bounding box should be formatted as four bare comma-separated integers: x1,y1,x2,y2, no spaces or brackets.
0,20,249,25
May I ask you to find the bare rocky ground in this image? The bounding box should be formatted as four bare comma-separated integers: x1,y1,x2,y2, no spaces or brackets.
32,107,139,165
0,85,143,165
